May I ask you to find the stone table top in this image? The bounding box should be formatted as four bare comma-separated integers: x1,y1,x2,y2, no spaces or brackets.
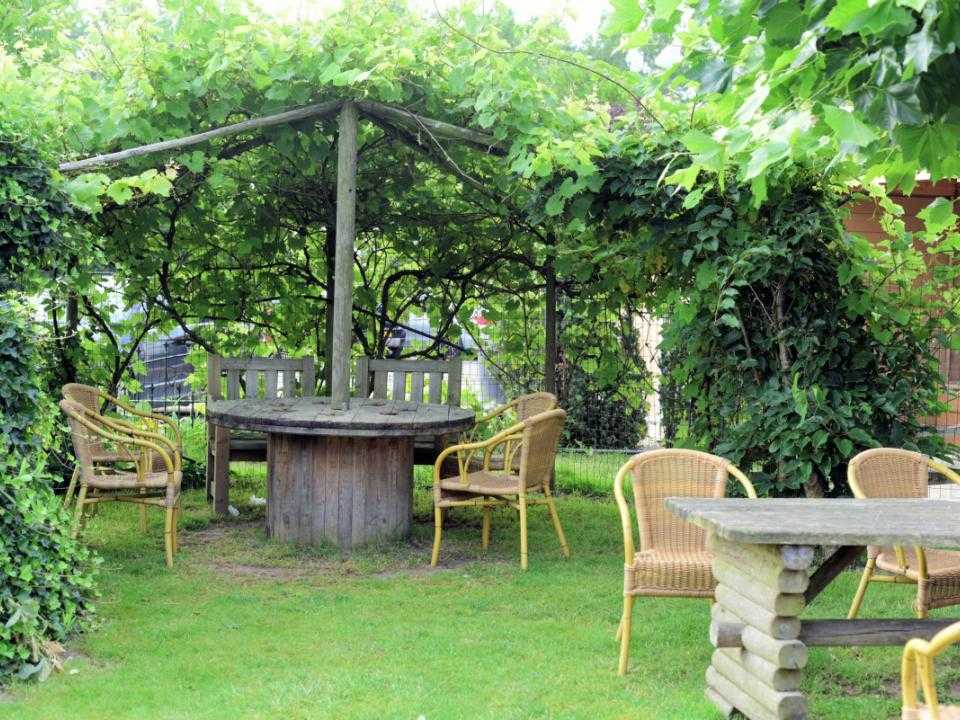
666,498,960,550
207,397,475,438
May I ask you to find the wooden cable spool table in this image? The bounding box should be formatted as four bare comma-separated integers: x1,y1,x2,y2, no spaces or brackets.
666,498,960,720
207,397,474,549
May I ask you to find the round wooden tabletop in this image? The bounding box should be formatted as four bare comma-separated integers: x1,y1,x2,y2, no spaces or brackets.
207,397,475,438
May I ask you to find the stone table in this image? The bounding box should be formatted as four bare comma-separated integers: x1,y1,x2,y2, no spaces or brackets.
666,498,960,720
207,397,474,549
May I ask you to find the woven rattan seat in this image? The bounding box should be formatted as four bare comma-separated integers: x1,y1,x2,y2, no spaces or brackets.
431,408,569,570
438,470,538,496
630,549,714,597
847,448,960,619
86,469,183,491
613,448,757,675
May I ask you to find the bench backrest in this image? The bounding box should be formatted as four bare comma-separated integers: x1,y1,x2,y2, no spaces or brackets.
355,357,462,406
207,355,316,401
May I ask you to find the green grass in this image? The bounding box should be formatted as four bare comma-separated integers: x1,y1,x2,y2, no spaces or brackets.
3,469,959,719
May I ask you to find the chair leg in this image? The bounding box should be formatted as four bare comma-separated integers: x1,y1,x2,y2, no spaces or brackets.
164,506,175,568
431,506,444,566
172,501,180,554
618,594,635,676
481,507,491,550
71,485,88,538
847,557,876,619
64,466,79,508
518,496,528,570
545,496,570,558
615,617,623,642
139,489,148,532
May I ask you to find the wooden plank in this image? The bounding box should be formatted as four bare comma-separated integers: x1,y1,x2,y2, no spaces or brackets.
392,370,406,401
220,357,306,371
245,368,257,399
799,619,960,647
264,370,278,399
226,369,240,400
302,358,316,397
212,424,231,515
447,360,462,405
331,100,358,410
410,372,424,402
805,546,864,605
428,372,442,404
207,355,223,400
356,357,370,397
668,497,960,550
373,370,388,398
59,100,343,172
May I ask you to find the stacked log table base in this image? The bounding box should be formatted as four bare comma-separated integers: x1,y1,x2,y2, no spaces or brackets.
707,538,813,720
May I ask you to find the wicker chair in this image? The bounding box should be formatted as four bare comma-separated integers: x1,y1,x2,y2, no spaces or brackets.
431,408,569,570
613,448,757,675
847,448,960,620
465,392,557,472
902,620,960,719
60,399,182,567
61,383,182,512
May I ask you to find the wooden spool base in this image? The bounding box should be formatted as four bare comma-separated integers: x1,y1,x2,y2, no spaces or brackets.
266,433,414,549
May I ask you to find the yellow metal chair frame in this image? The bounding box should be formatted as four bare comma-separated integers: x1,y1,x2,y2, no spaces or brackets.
61,383,182,510
431,408,569,570
902,620,960,719
847,450,960,620
61,399,183,567
613,449,757,676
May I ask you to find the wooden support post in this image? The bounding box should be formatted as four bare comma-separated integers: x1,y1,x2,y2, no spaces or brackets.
708,540,814,720
331,101,358,410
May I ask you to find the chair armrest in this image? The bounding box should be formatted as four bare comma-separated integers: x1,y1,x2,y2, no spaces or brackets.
94,414,182,471
727,464,758,498
614,459,636,565
901,620,960,714
67,409,178,482
928,457,960,487
461,400,517,443
436,421,526,487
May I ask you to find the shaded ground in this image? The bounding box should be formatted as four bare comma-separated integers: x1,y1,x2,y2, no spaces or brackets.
3,471,959,719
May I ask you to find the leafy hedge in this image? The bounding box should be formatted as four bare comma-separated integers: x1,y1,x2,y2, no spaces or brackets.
0,129,96,682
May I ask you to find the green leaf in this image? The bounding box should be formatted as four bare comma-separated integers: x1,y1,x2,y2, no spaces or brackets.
681,130,721,155
822,106,877,146
918,197,957,235
105,180,133,205
664,163,701,190
654,0,682,21
904,23,942,73
744,141,789,179
544,191,565,217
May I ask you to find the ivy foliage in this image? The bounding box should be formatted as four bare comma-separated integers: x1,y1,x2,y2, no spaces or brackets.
0,300,97,682
541,138,947,495
0,123,71,292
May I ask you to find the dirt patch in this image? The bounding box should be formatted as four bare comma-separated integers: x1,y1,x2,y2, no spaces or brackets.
204,561,321,581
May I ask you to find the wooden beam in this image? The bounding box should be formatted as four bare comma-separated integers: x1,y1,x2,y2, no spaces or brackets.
804,546,864,605
713,619,960,649
330,100,358,410
356,100,507,156
59,100,343,172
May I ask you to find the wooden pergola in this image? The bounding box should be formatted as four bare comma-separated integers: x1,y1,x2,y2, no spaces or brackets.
59,98,526,408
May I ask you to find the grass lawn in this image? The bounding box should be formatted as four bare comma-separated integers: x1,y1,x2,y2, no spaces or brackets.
3,467,959,719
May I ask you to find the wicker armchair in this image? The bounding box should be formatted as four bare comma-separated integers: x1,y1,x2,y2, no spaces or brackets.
61,383,181,511
465,392,557,472
60,399,182,567
847,449,960,620
431,408,569,570
613,448,757,675
902,620,960,719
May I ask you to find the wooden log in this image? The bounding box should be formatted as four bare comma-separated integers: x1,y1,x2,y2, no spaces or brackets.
356,100,507,156
711,621,744,649
714,558,806,615
711,651,807,718
705,666,782,720
799,619,960,647
715,648,801,692
804,546,863,605
711,536,810,592
705,685,735,718
742,626,808,670
331,100,358,410
59,100,343,172
716,584,801,640
780,545,816,571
